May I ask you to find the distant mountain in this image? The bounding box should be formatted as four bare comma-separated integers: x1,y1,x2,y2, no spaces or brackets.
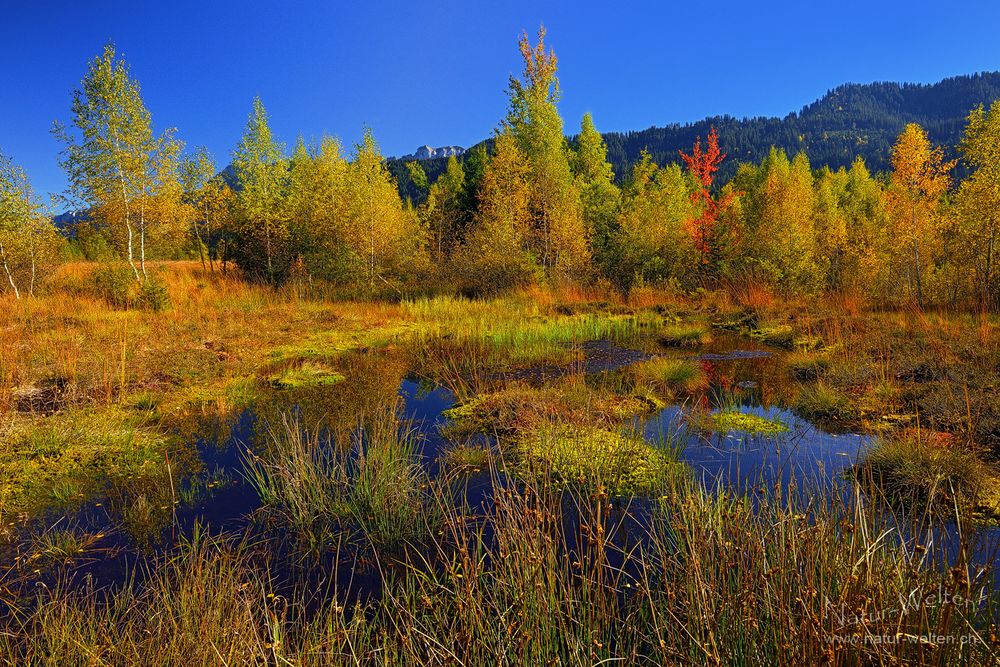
388,71,1000,200
399,145,466,161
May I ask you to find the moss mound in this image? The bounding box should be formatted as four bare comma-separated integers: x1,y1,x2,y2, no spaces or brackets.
269,362,345,390
517,425,682,495
701,410,789,435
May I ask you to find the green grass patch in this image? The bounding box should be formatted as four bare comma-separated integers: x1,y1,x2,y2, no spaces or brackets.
516,425,682,495
2,407,174,514
268,361,345,390
700,409,789,435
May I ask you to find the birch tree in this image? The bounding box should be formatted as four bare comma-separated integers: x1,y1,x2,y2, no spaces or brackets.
55,43,174,281
887,124,954,308
232,97,288,282
0,153,59,298
504,27,589,281
345,129,425,291
181,147,232,271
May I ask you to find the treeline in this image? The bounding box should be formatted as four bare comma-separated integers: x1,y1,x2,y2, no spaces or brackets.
600,73,1000,185
1,31,999,309
392,72,1000,196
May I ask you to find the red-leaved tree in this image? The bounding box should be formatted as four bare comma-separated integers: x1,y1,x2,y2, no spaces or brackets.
679,127,737,279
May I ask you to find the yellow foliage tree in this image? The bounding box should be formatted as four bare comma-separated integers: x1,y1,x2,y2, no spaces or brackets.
887,123,954,307
955,103,1000,308
455,132,537,294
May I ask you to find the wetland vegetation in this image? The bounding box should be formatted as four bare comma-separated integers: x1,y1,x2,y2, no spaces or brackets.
1,266,998,665
1,23,1000,667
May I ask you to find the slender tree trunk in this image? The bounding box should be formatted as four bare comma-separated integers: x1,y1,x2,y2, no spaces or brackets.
197,233,206,269
125,220,139,280
367,174,375,289
198,202,209,271
0,242,20,300
139,198,147,280
265,217,272,277
985,221,995,309
29,241,36,297
192,202,205,270
111,131,141,282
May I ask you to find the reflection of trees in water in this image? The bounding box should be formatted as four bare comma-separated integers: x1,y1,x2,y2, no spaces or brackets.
252,351,411,452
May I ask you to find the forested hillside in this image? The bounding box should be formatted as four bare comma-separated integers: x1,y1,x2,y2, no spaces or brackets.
391,72,1000,200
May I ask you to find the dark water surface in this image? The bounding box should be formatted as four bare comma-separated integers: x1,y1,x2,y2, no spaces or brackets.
4,334,997,608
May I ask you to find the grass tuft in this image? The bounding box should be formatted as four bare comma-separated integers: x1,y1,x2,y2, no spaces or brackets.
858,429,1000,522
657,322,713,347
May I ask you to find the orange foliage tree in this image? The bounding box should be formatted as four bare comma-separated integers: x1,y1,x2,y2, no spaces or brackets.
679,127,737,279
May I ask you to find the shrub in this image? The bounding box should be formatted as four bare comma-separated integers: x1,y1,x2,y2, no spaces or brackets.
136,275,170,311
89,263,136,308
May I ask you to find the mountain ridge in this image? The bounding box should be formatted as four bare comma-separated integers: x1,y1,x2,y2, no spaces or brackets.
387,71,1000,201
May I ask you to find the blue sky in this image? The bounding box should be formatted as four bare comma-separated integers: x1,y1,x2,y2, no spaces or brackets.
3,0,1000,199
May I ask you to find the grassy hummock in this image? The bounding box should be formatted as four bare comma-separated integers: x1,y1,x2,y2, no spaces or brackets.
748,324,794,349
442,382,663,437
516,424,682,495
592,392,666,419
786,350,830,381
657,322,713,347
268,361,345,390
630,357,708,395
441,385,558,436
794,382,859,424
440,444,492,473
857,429,1000,523
701,409,789,435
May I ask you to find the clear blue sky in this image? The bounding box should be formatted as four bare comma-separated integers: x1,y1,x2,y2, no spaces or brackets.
4,0,1000,199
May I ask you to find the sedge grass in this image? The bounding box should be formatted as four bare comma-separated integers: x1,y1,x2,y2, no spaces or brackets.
5,471,996,665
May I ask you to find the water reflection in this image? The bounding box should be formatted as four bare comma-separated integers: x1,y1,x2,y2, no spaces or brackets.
5,333,998,601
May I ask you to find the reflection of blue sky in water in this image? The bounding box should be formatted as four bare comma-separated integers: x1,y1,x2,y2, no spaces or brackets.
643,405,869,495
399,340,1000,577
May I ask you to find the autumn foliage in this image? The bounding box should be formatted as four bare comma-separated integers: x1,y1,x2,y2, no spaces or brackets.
679,128,737,277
